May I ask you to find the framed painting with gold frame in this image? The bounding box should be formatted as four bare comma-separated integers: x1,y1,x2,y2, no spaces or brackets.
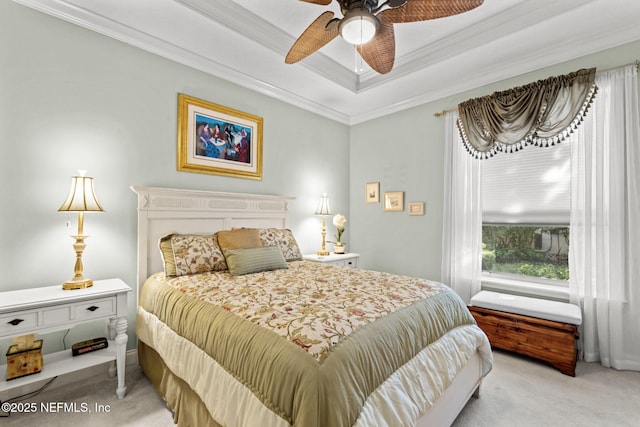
177,93,263,180
383,191,404,212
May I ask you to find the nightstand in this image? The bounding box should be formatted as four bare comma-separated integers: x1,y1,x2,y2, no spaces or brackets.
0,278,131,399
303,253,360,268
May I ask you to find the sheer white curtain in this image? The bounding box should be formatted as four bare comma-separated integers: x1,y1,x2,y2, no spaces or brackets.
569,64,640,370
441,111,482,304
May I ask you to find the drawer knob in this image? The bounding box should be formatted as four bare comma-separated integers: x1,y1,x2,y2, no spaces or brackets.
8,318,24,326
87,306,100,312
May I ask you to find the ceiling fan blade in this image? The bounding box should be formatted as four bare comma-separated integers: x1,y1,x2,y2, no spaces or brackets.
357,21,395,74
285,11,340,64
380,0,483,24
386,0,408,7
299,0,333,5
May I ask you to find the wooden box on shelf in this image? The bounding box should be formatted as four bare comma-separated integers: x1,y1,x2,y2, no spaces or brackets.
5,339,43,380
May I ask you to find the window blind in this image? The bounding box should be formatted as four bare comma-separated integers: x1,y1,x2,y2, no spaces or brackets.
481,142,571,225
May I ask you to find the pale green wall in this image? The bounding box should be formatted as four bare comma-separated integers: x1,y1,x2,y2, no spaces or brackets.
2,0,639,360
0,1,350,356
349,40,640,279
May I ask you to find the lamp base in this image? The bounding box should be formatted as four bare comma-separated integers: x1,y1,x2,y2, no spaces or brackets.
317,250,330,256
62,277,94,290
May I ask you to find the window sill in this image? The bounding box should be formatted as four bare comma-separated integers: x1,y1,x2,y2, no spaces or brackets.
481,274,569,302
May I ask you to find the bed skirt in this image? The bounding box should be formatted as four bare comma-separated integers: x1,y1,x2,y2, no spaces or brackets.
139,341,221,427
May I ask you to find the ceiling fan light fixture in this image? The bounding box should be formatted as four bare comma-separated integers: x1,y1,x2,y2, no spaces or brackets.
339,10,379,45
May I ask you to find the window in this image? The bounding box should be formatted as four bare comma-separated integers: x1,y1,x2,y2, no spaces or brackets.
481,142,571,288
482,225,569,281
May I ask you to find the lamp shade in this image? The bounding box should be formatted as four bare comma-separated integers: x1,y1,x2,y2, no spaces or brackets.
315,193,331,216
339,10,379,45
58,172,104,212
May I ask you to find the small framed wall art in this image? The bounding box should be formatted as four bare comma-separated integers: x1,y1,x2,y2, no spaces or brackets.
383,191,404,212
408,202,425,216
177,93,263,180
366,182,380,203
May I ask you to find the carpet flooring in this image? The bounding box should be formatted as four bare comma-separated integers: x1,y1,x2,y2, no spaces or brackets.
1,350,638,426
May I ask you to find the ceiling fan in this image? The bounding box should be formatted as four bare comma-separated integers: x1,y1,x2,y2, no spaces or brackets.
285,0,484,74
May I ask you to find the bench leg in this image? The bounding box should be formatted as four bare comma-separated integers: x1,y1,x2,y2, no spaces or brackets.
550,360,576,377
472,384,481,398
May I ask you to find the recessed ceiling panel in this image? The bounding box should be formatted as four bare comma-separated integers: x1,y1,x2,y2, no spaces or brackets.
12,0,640,124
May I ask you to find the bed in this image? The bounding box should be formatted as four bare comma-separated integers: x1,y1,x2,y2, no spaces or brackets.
131,186,492,427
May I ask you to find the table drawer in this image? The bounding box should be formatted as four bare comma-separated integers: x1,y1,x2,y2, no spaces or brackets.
74,297,116,320
43,305,72,326
333,259,358,268
0,311,39,335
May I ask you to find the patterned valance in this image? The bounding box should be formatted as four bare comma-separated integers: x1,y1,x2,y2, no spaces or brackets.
457,68,598,159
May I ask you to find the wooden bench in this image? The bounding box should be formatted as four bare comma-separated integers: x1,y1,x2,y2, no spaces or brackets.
468,291,582,376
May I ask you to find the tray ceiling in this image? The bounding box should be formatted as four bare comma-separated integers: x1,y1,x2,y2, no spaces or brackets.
13,0,640,124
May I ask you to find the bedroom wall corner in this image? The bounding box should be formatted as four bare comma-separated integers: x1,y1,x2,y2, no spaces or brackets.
348,110,446,279
348,38,640,287
0,0,350,357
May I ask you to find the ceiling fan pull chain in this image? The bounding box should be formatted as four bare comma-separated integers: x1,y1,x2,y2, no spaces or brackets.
354,45,364,73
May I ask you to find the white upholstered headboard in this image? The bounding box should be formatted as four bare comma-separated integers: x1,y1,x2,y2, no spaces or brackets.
131,186,295,297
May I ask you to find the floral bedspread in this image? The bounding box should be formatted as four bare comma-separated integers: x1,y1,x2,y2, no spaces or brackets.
152,260,446,362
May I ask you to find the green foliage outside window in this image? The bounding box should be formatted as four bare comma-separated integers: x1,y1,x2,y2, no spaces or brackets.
482,225,569,281
519,263,569,280
481,243,496,270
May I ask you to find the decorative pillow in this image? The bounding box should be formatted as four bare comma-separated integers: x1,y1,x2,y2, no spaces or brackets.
172,234,227,276
158,233,227,277
217,228,262,251
258,228,303,261
223,246,289,276
159,234,178,276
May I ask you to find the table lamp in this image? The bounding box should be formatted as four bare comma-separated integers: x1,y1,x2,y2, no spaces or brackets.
315,193,331,256
58,170,104,290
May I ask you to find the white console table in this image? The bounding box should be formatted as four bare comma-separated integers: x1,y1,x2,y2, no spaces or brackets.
0,278,131,398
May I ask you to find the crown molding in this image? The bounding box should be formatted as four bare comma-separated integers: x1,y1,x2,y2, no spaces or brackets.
12,0,640,126
350,27,640,125
357,0,589,92
12,0,353,123
175,0,358,91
